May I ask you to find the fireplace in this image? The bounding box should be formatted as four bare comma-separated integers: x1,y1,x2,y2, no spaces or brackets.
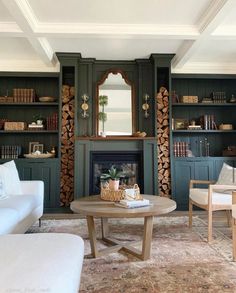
90,151,143,194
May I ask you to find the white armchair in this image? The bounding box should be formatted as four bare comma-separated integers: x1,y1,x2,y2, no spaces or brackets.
189,179,233,242
233,191,236,261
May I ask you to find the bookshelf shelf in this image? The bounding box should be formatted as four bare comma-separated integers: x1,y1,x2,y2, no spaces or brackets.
0,102,59,106
171,73,236,210
0,130,59,134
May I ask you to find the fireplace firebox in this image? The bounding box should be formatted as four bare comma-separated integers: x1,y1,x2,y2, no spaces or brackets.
90,151,143,195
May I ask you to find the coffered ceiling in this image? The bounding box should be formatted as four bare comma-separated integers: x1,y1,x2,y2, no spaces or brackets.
1,0,236,73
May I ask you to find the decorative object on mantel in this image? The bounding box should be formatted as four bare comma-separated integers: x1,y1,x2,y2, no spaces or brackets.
60,85,75,207
81,94,89,118
132,131,146,137
156,86,170,197
142,94,150,118
98,95,108,136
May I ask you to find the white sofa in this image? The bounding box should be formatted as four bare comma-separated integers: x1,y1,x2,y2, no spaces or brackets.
0,161,84,293
0,180,44,234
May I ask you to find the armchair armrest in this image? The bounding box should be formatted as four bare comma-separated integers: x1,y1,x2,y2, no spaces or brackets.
20,180,44,197
189,179,216,188
209,184,236,192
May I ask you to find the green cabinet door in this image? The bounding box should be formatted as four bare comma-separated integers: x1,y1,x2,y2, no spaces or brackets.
173,160,194,210
15,159,60,209
194,160,214,181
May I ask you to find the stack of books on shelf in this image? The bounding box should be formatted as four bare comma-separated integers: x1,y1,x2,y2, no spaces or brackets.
46,113,58,130
173,141,189,157
115,199,151,209
13,88,35,103
200,115,216,130
1,145,21,159
211,92,226,103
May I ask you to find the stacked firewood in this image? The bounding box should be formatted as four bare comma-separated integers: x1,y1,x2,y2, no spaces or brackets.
60,85,75,206
156,87,171,197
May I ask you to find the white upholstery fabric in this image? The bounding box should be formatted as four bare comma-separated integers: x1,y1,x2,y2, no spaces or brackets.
0,160,22,196
0,180,44,235
190,188,232,205
0,233,84,293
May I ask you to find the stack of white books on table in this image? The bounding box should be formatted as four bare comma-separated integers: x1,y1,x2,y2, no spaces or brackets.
115,199,151,209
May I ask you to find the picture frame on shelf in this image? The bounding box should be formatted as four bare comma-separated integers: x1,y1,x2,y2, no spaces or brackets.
174,119,188,130
32,143,44,153
29,141,39,154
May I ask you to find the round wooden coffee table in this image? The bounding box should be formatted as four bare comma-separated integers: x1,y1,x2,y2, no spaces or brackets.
71,195,176,260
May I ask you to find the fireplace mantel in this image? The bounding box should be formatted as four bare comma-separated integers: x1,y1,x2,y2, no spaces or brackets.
74,138,157,198
76,136,156,141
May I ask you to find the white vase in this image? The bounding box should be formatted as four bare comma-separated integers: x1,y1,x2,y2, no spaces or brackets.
109,179,119,191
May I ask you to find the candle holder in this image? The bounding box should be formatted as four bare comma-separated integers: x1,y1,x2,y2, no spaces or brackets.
81,94,89,118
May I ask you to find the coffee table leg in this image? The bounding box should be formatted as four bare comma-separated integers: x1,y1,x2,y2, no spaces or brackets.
101,218,109,239
86,215,98,257
142,216,154,260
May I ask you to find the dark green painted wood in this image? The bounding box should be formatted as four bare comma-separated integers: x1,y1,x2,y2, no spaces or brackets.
0,72,61,210
0,158,60,209
143,139,158,195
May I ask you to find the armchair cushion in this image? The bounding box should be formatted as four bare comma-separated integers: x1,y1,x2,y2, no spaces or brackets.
216,163,236,185
190,188,232,205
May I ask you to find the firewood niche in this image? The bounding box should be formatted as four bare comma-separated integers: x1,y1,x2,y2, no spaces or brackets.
60,85,75,206
156,87,170,197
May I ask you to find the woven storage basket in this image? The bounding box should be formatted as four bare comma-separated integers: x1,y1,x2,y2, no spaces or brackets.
100,183,141,202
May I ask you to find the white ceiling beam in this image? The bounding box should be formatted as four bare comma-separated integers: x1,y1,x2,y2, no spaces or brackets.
34,23,199,40
2,0,56,66
172,0,235,69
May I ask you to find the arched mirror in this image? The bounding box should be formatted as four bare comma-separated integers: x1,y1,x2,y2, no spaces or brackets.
96,69,135,136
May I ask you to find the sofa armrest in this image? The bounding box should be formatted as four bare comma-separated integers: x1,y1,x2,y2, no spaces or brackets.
20,180,44,197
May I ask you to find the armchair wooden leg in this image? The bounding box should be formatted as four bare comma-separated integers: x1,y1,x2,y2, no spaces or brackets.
189,200,193,228
233,219,236,261
207,209,213,242
226,210,232,227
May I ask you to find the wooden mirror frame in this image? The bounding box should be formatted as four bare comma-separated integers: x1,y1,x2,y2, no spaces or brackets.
95,68,136,136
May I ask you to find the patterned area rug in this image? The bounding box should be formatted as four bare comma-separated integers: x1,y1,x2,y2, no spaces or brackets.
28,216,236,292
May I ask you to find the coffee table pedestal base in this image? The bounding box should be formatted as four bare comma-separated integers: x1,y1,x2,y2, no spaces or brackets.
86,216,154,261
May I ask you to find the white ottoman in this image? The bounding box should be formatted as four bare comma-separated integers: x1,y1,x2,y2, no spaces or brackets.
0,233,84,293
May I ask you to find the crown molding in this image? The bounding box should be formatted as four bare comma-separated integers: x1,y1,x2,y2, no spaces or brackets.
172,61,236,74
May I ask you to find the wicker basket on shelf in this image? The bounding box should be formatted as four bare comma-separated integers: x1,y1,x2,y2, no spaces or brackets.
100,183,141,202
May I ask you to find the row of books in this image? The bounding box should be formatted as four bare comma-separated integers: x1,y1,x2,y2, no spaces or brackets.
46,113,58,130
200,115,216,130
173,142,189,157
13,88,35,103
1,145,22,159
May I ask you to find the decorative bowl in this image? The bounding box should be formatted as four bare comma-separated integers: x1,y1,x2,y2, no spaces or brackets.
24,153,55,159
39,96,56,102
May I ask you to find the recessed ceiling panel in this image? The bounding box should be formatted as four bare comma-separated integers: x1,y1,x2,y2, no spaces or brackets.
190,40,236,62
0,37,38,60
50,37,181,60
29,0,210,25
0,2,15,21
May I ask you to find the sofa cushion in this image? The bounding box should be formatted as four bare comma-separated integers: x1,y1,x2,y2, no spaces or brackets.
0,208,19,235
0,193,42,222
190,188,232,205
0,233,84,293
0,160,22,196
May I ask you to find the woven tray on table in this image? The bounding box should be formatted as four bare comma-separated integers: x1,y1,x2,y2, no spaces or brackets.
100,183,141,202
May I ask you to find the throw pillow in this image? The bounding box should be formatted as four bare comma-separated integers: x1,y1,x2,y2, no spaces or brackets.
0,180,8,200
216,162,236,185
0,160,22,196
